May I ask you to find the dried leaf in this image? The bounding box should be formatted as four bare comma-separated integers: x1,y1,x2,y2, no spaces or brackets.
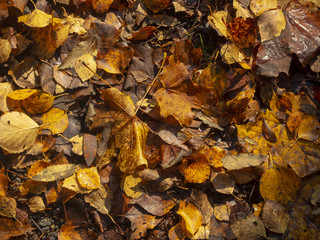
0,83,13,113
0,196,16,218
262,199,289,233
28,196,45,213
32,164,77,182
0,111,39,153
58,223,82,240
18,9,59,28
221,154,268,170
0,39,11,64
121,173,144,198
231,215,266,240
92,0,113,14
143,0,172,13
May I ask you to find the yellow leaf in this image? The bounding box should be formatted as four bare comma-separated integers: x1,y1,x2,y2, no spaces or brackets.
76,167,100,190
32,164,76,182
233,0,255,18
177,201,203,238
0,39,11,64
41,108,69,135
75,53,96,82
168,223,186,240
213,204,229,221
0,82,13,112
0,111,39,153
297,115,320,141
7,89,37,100
220,42,250,69
92,0,113,14
143,0,172,13
154,88,196,126
208,11,232,38
180,155,210,184
250,0,278,16
18,9,60,28
260,165,301,204
62,171,91,194
121,173,144,199
258,9,286,42
70,134,83,155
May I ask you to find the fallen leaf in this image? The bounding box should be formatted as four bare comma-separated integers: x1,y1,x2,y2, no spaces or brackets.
177,201,203,238
58,223,82,240
18,9,59,28
250,0,278,16
28,196,45,212
143,0,172,13
258,9,286,42
84,184,113,214
260,165,301,204
74,53,96,82
121,173,144,198
41,108,69,135
230,215,266,240
32,164,77,182
211,172,235,195
262,199,289,233
76,167,100,190
221,154,268,170
0,39,11,64
70,134,83,155
92,0,113,14
0,83,13,112
0,111,39,153
208,10,232,38
0,196,16,218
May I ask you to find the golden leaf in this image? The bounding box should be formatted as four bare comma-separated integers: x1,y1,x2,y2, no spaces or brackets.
41,108,69,135
76,167,100,190
177,201,203,238
260,165,301,204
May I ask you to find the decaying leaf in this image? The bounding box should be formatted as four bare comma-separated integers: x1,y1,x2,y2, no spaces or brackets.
0,111,39,153
231,215,266,240
58,223,82,240
28,196,45,213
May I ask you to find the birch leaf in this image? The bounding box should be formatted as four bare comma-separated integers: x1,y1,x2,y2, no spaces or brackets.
0,111,39,153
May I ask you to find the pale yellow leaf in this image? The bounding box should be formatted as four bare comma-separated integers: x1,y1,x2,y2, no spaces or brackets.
70,134,83,155
28,196,45,212
75,53,96,82
0,111,39,153
18,9,61,28
250,0,278,16
221,153,268,170
121,173,144,198
0,39,11,64
208,11,232,38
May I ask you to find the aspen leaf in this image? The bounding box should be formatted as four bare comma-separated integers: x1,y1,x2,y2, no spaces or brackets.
211,172,235,195
0,111,39,153
76,167,100,190
262,199,289,233
41,108,69,135
0,39,11,64
180,155,210,184
32,164,77,182
260,165,301,204
168,223,187,240
297,115,320,141
7,89,37,101
0,196,16,218
213,204,229,221
221,154,268,170
177,201,203,238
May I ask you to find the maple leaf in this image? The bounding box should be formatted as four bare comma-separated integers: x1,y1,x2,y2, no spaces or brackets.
154,61,210,126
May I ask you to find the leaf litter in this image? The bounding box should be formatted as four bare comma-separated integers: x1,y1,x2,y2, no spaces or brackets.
0,0,319,239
